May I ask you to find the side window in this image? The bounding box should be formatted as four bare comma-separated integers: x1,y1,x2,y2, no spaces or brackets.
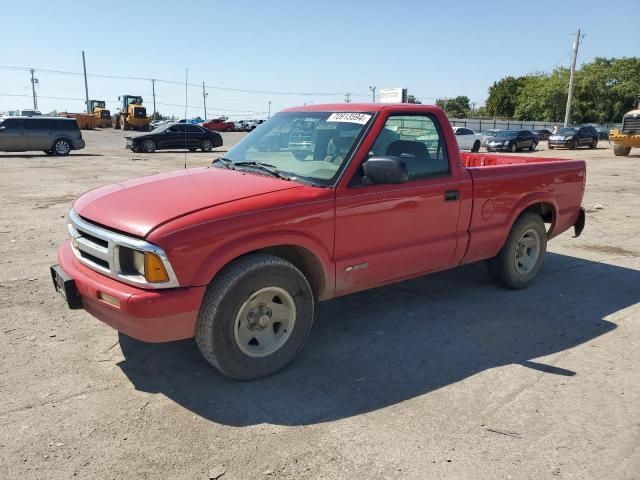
369,114,449,181
186,125,201,133
2,119,22,130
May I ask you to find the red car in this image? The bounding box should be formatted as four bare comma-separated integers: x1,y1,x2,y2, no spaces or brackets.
200,118,235,132
51,103,586,379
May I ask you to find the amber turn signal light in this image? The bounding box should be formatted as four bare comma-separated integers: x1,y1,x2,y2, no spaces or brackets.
144,252,169,283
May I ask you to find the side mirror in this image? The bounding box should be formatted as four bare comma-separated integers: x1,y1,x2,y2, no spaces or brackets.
362,156,409,184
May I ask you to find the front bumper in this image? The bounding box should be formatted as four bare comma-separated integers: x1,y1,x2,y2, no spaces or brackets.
548,140,573,148
53,240,205,342
486,143,510,151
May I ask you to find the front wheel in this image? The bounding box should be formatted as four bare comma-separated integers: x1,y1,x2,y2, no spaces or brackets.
529,142,537,151
201,138,214,152
510,142,517,153
487,212,547,289
195,254,315,380
471,140,481,153
613,144,631,156
589,139,597,149
142,139,156,153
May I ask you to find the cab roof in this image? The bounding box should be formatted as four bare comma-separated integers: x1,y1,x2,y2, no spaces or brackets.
283,103,439,113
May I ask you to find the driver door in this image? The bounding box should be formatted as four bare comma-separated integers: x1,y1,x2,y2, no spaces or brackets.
334,113,464,295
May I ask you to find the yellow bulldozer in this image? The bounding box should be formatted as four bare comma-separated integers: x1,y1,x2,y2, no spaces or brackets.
112,95,150,131
609,96,640,156
88,100,112,128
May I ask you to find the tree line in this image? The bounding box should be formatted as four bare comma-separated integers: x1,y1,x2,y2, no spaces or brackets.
427,57,639,123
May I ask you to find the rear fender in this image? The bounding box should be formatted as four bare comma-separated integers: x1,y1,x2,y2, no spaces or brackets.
507,192,559,238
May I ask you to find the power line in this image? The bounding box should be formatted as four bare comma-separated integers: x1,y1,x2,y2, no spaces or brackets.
0,64,368,97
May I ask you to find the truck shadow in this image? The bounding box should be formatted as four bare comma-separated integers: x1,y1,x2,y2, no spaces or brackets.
117,253,638,426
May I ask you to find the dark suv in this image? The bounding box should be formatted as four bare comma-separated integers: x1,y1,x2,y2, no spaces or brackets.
0,116,85,155
548,126,598,149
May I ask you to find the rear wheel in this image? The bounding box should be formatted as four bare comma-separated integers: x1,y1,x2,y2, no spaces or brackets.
52,139,71,156
201,138,214,152
142,139,156,153
571,140,578,149
195,254,315,380
488,212,547,289
589,139,597,149
471,140,481,153
510,142,517,153
613,144,631,156
113,115,121,129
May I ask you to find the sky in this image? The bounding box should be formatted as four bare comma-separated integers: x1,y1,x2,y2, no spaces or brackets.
1,0,639,119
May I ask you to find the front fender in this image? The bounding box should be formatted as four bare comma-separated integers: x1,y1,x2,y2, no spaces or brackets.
191,230,335,297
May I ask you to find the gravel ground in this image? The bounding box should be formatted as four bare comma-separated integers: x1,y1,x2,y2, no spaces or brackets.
0,129,639,480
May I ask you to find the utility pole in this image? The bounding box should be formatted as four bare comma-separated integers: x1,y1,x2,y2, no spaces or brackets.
30,69,38,110
471,101,477,117
268,100,271,119
202,82,208,120
151,79,157,119
82,51,90,113
564,29,581,127
369,86,376,103
344,92,351,103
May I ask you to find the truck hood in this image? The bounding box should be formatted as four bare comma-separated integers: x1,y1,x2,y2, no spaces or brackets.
73,167,302,237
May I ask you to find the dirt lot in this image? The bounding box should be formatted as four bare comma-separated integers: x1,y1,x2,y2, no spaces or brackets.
1,129,639,479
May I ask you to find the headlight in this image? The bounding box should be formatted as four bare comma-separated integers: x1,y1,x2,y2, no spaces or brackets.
118,246,169,283
565,136,574,140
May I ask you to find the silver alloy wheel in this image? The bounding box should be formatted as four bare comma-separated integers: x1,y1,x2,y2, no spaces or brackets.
510,143,516,153
143,139,156,153
54,139,70,155
234,286,296,358
202,139,213,151
514,228,541,275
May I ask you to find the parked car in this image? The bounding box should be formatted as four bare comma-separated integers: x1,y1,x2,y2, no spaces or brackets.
125,122,223,153
149,119,170,130
452,127,483,152
17,109,42,117
0,116,85,155
532,129,552,140
481,129,502,146
486,130,538,152
594,126,609,140
201,118,236,132
52,103,586,380
548,126,598,149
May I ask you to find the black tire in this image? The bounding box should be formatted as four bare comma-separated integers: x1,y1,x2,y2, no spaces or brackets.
510,142,517,153
613,144,631,156
141,139,156,153
471,140,481,153
52,138,71,156
195,254,315,380
188,148,197,152
201,138,214,152
292,150,307,161
113,115,121,129
529,141,536,151
589,139,597,149
571,140,577,149
487,212,547,289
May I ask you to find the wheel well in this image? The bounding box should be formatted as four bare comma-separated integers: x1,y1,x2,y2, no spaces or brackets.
522,202,555,234
248,245,326,299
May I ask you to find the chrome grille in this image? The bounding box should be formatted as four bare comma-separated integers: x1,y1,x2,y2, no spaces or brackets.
67,210,179,289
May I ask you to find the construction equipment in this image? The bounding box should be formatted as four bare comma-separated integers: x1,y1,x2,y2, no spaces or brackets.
88,100,111,128
112,95,150,131
609,96,640,156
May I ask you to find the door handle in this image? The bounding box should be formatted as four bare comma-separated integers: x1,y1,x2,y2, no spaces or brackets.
444,190,459,201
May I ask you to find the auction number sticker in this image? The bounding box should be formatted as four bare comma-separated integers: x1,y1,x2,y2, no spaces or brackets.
327,113,372,125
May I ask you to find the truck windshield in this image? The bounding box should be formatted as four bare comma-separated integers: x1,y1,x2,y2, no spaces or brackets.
221,111,374,186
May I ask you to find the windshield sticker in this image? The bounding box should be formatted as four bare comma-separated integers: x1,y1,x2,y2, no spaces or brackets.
327,113,371,125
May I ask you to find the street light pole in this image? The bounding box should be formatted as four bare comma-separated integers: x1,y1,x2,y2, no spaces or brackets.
151,79,157,119
369,86,376,103
202,82,208,120
564,29,581,127
268,100,271,119
30,69,38,110
82,51,90,113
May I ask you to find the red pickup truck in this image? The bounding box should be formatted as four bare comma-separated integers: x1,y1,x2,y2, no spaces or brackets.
200,118,236,132
51,104,586,379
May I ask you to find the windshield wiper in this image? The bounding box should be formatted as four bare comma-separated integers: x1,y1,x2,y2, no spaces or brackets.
234,161,290,180
211,157,235,169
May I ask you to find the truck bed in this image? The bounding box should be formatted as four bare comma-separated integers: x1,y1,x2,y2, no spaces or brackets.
458,152,586,265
